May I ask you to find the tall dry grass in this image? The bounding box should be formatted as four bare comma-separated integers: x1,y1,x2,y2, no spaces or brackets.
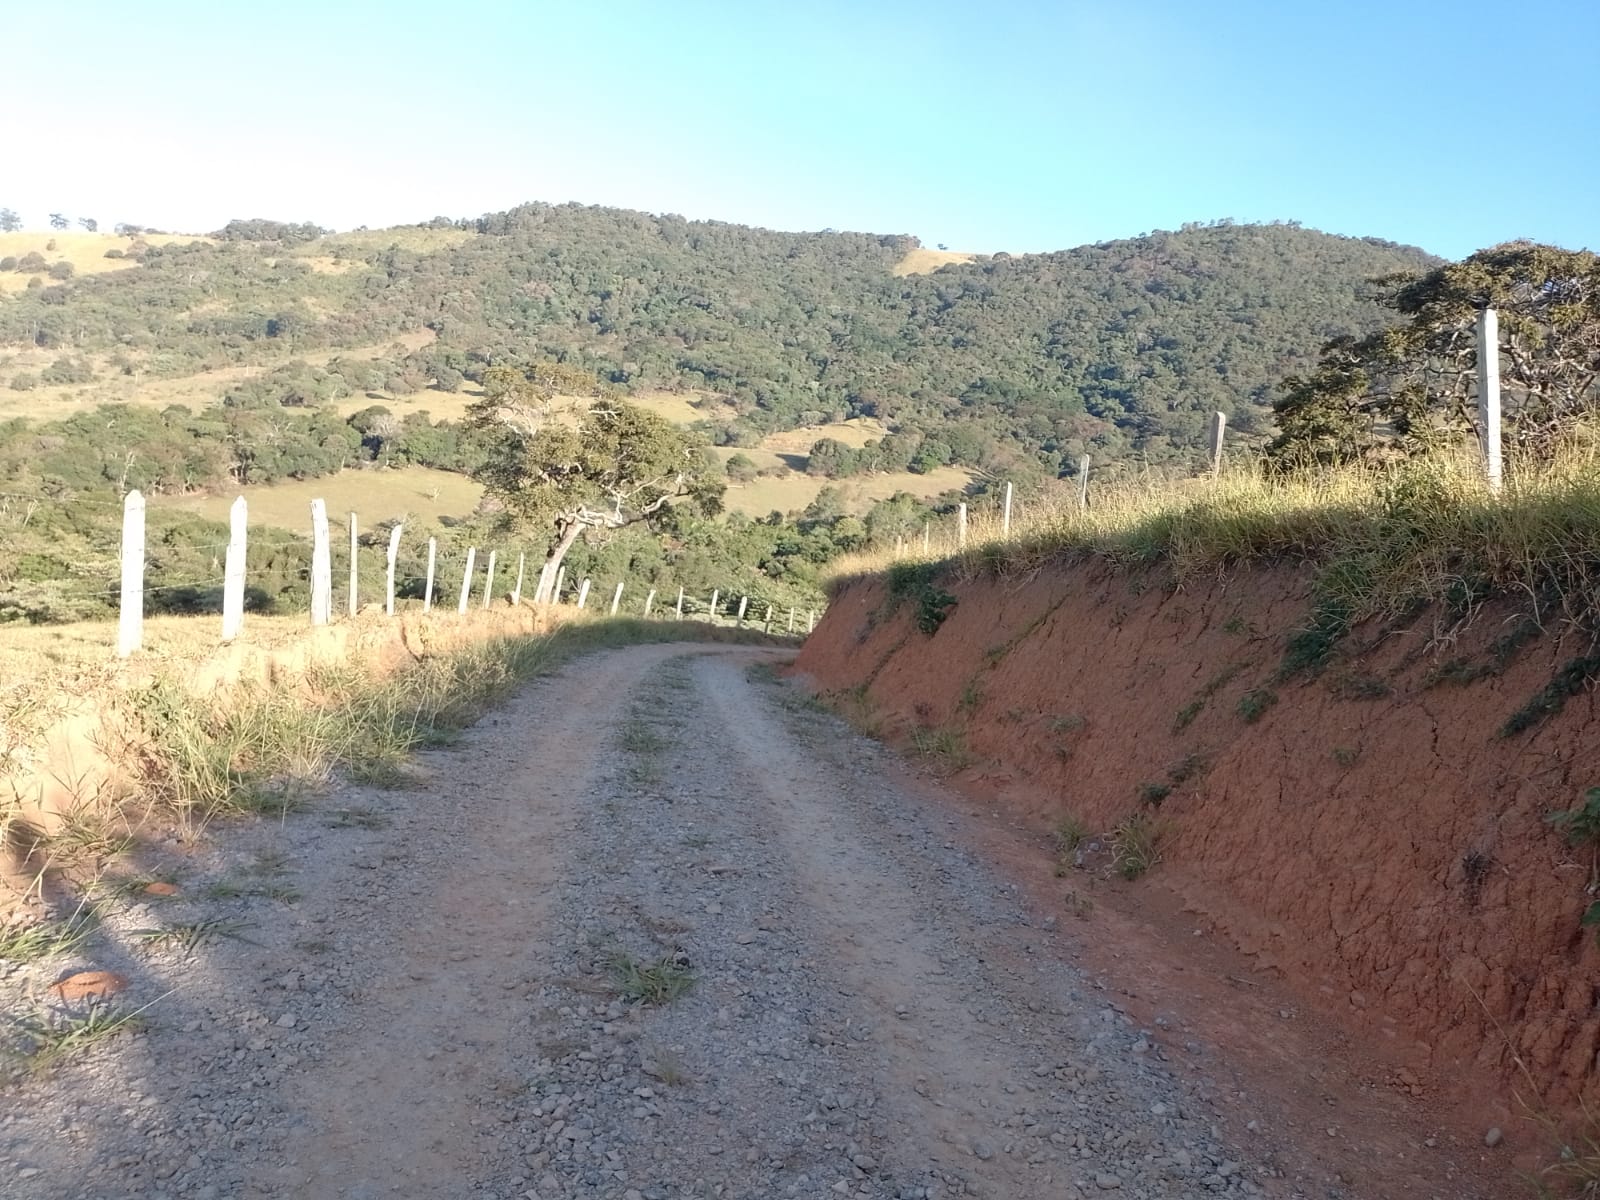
124,616,779,832
830,442,1600,626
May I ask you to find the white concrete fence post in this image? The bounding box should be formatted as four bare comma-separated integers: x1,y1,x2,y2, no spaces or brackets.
1477,306,1504,495
708,589,719,623
476,553,496,611
385,523,403,616
675,586,685,619
577,578,591,609
610,581,624,616
310,498,332,627
457,547,476,614
512,552,525,606
423,537,437,612
1002,481,1013,536
923,521,930,554
117,489,145,657
482,549,497,608
764,603,773,632
788,606,795,633
554,566,567,604
644,588,656,617
1077,454,1091,511
737,596,748,625
807,609,816,633
347,512,359,616
958,503,968,548
1209,412,1227,478
221,495,246,642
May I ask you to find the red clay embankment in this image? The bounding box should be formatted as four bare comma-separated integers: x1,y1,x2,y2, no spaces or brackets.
797,562,1600,1117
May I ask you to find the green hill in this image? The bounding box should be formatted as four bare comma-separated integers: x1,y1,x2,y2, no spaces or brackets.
0,207,1436,475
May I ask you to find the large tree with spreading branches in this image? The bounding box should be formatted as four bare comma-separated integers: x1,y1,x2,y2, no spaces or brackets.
1268,241,1600,467
467,362,723,603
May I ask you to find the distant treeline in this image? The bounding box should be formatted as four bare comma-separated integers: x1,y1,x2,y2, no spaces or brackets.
0,204,1436,476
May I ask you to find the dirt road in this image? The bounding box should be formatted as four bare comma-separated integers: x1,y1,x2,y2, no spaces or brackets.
1,644,1504,1198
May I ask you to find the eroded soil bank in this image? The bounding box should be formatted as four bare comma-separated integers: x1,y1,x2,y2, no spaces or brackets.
796,562,1600,1130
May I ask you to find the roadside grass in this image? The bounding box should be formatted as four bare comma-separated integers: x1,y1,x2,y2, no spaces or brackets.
826,442,1600,630
132,918,254,953
4,999,148,1076
910,726,972,775
1110,813,1164,881
0,902,101,963
125,617,779,833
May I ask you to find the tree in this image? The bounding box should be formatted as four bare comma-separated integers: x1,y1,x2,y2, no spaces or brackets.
467,363,724,603
1268,241,1600,465
0,208,20,232
77,217,97,233
48,213,68,231
724,452,760,483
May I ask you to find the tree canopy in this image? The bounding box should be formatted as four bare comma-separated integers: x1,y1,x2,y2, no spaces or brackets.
0,204,1436,474
1269,242,1600,465
467,363,724,600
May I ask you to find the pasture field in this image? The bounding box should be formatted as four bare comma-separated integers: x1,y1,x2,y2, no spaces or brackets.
154,466,483,531
0,331,443,420
722,464,971,517
891,247,976,276
0,231,212,294
759,417,888,452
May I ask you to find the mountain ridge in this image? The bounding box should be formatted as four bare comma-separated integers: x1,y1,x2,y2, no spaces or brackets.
0,202,1441,475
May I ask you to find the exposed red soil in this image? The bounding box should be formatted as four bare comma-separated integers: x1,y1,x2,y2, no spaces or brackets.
796,561,1600,1179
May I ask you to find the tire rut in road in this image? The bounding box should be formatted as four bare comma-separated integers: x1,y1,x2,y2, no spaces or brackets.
248,643,695,1199
694,655,1279,1198
485,649,921,1200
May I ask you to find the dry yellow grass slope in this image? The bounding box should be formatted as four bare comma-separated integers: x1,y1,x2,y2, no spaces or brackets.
892,247,976,276
722,465,972,517
154,466,483,531
0,231,210,294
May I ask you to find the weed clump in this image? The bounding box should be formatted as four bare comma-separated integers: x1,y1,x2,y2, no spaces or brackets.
610,951,695,1005
1111,814,1163,880
883,561,958,634
1501,654,1600,738
1236,688,1278,723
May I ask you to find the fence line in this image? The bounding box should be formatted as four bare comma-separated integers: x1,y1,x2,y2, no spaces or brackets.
106,495,829,654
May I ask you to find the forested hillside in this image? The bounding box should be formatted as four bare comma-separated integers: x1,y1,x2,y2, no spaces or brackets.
0,206,1436,474
0,204,1442,625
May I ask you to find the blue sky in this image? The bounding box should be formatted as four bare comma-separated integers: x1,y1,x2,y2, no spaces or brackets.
3,0,1595,259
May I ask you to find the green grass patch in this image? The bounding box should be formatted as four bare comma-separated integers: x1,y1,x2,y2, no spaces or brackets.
1236,688,1278,723
610,951,695,1005
1138,782,1172,806
0,905,100,963
1172,699,1205,732
1501,654,1600,738
5,999,147,1075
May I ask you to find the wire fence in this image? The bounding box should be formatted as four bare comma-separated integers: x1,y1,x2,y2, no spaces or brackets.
93,490,818,657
